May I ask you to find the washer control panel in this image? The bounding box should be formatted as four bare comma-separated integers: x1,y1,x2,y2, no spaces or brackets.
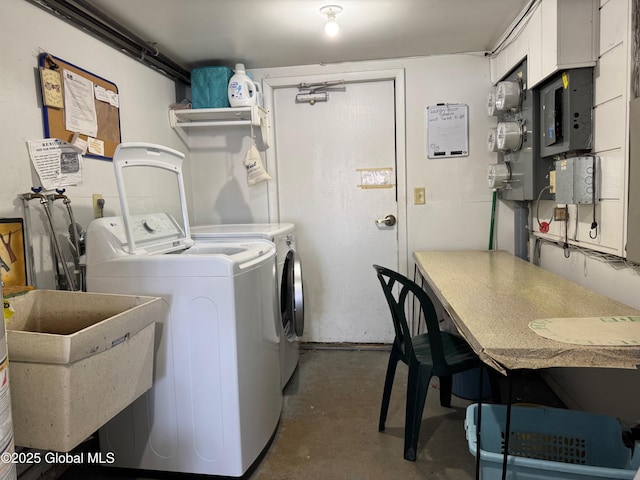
130,212,183,244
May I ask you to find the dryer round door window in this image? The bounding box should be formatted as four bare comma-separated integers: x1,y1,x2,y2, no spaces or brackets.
281,250,304,338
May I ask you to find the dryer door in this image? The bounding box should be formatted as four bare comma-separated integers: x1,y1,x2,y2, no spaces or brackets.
281,250,304,337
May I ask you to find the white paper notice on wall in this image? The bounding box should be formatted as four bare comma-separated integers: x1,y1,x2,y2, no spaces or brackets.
357,168,394,189
426,104,469,159
26,139,83,190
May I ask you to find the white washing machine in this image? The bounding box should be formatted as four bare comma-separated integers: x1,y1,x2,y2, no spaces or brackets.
84,143,282,477
190,223,304,388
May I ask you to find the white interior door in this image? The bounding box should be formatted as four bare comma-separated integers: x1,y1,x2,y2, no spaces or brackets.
269,75,401,343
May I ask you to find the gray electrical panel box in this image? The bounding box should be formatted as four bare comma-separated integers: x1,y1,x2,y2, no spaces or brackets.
495,59,554,202
554,156,599,205
538,68,593,158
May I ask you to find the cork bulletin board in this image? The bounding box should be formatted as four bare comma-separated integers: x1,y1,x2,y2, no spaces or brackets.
38,53,121,160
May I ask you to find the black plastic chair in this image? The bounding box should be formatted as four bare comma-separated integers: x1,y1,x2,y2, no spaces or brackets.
373,264,484,461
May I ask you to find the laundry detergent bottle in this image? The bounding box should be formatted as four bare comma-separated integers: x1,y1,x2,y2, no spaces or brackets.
228,63,258,107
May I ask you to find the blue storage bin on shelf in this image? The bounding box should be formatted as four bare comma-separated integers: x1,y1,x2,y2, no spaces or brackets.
191,66,233,109
465,403,640,480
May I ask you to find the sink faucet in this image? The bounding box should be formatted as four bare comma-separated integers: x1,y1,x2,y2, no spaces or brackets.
20,187,77,291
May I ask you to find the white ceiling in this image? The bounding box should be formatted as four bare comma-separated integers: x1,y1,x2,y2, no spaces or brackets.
84,0,531,70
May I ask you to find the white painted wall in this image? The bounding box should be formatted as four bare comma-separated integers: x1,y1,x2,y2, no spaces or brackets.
491,0,640,424
0,0,184,288
534,0,629,257
4,0,639,424
491,0,630,257
187,54,498,265
188,0,640,427
1,3,497,321
539,1,638,409
537,242,640,424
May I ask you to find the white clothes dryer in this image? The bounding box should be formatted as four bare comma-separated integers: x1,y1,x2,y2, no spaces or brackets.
190,224,304,388
85,143,281,477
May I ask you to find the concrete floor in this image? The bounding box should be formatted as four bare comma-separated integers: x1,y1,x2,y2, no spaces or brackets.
58,347,480,480
248,347,477,480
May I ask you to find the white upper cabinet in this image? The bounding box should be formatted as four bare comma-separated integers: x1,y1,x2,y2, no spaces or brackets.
492,0,598,86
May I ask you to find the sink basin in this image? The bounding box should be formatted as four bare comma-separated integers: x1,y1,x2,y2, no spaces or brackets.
5,290,165,452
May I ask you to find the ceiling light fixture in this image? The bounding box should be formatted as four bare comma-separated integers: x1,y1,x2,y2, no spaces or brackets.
320,5,343,37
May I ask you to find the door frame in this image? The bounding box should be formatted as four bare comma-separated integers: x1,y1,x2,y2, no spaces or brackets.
262,69,408,277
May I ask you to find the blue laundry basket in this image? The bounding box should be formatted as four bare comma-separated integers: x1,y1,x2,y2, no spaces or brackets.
452,366,492,400
465,403,640,480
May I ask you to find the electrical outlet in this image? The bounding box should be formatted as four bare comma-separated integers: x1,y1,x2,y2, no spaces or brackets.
549,170,556,194
92,194,104,219
414,187,426,205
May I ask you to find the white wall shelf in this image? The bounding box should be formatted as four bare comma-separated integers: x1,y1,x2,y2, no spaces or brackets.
169,105,270,147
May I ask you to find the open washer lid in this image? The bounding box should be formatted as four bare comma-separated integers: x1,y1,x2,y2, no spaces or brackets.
113,142,194,255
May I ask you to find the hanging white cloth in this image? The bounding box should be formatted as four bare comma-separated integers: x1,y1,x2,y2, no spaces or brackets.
243,140,271,187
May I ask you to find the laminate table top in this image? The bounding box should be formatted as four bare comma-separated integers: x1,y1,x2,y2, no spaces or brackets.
413,250,640,374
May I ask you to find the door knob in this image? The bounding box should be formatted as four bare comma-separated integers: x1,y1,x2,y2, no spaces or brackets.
375,214,396,227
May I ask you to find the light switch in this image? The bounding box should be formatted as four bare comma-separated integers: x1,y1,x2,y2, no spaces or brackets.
414,187,426,205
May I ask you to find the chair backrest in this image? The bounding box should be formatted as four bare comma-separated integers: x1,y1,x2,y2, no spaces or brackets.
373,265,447,366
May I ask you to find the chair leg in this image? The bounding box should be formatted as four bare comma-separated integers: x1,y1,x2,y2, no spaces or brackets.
379,344,401,432
439,375,453,408
404,362,432,462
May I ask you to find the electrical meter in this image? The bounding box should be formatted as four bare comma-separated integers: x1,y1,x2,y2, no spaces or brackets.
491,59,553,201
496,121,524,151
487,128,499,152
487,163,511,190
495,80,522,111
487,90,498,116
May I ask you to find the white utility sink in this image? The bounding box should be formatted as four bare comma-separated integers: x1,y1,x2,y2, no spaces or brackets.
5,290,164,452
